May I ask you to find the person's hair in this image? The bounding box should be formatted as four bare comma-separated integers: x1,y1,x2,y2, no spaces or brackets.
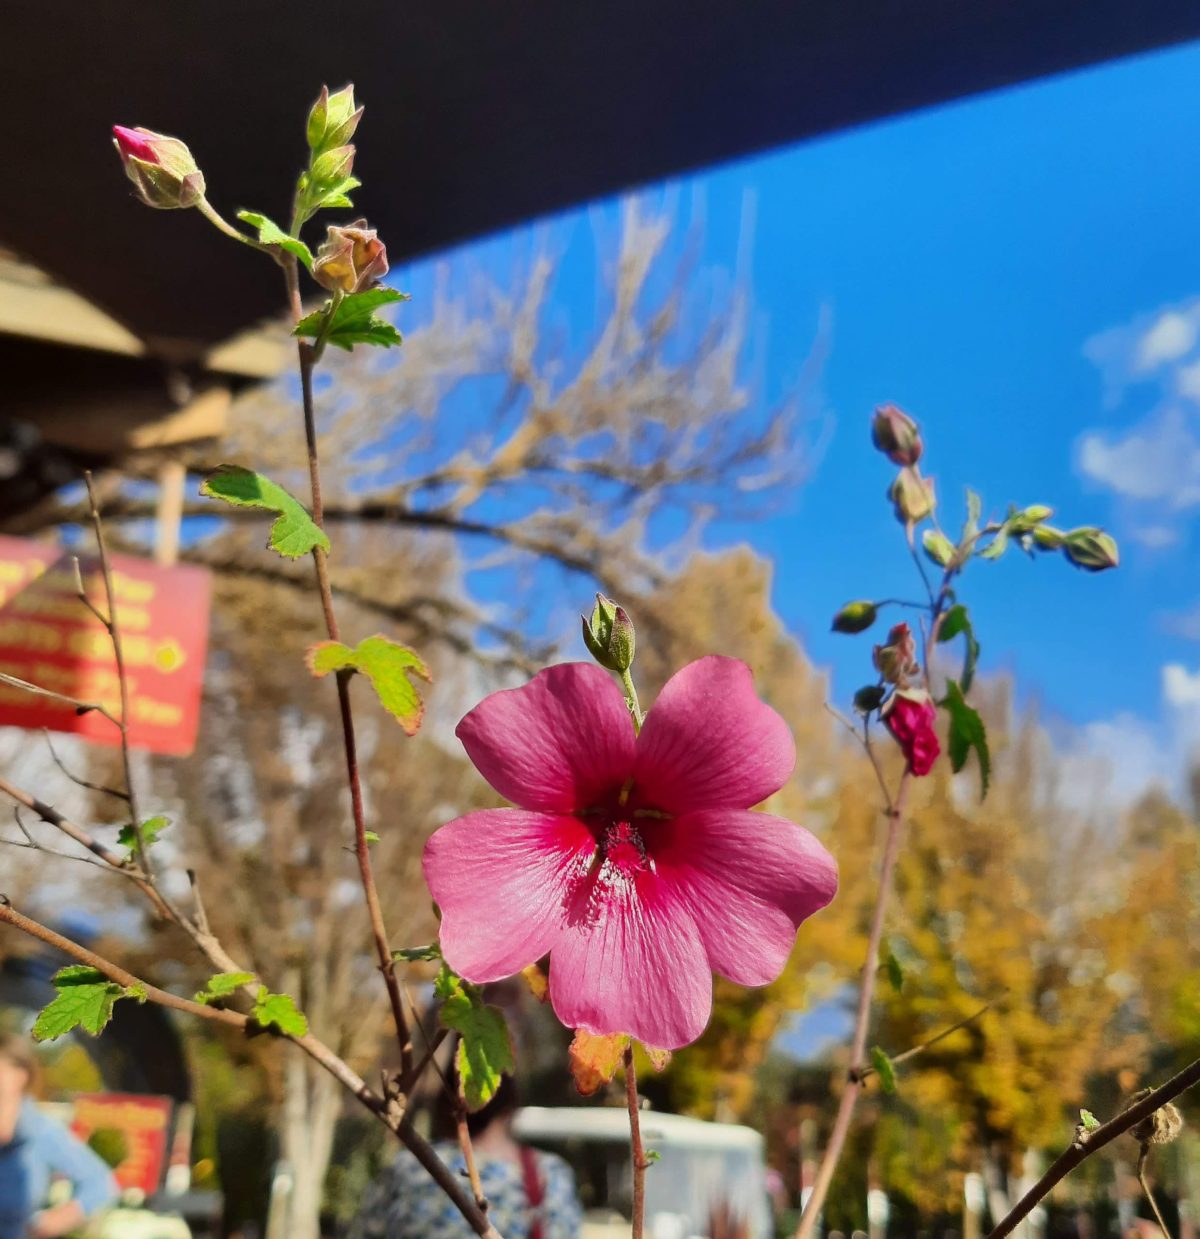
0,1035,40,1094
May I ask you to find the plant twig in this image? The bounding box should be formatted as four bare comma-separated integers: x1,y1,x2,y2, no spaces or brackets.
42,730,129,803
455,1093,489,1214
795,775,910,1239
81,473,149,877
1138,1147,1173,1239
859,997,1001,1079
624,1044,649,1239
0,672,122,731
281,252,414,1080
986,1063,1200,1239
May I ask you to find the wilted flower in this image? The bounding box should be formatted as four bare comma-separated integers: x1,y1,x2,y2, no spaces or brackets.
312,219,388,294
890,467,937,526
423,658,838,1049
883,689,940,776
112,125,205,209
873,622,918,686
871,404,923,467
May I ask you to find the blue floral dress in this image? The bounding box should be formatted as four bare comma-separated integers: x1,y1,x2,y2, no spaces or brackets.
350,1142,582,1239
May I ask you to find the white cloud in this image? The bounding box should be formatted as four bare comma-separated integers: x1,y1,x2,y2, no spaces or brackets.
1177,358,1200,403
1129,525,1179,549
1164,663,1200,708
1138,310,1198,369
1077,406,1200,508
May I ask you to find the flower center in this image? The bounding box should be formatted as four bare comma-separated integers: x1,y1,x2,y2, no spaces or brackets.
599,820,649,880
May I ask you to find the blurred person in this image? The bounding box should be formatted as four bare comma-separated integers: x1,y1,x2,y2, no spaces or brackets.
0,1035,118,1238
351,1074,581,1239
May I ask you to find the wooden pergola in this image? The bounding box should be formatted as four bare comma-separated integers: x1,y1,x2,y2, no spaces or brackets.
3,1,1198,521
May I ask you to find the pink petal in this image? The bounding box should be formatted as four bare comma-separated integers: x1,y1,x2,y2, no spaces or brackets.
633,656,796,813
548,867,712,1050
423,810,596,982
457,663,636,811
650,810,838,986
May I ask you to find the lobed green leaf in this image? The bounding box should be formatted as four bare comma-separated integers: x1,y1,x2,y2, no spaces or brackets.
294,287,409,351
871,1045,897,1094
937,604,981,693
307,635,430,735
436,965,515,1110
201,465,330,559
253,989,309,1037
33,966,143,1041
117,814,169,857
194,972,256,1005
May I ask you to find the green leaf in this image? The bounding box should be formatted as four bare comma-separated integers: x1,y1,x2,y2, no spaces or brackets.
33,966,143,1041
194,972,255,1005
201,466,330,559
937,604,981,694
940,679,991,799
307,635,431,735
882,945,904,994
871,1045,897,1094
293,287,409,351
253,989,309,1037
1080,1108,1101,1132
365,831,380,844
980,523,1009,560
117,814,170,856
235,210,314,269
297,173,362,218
436,965,515,1110
392,944,441,963
963,488,982,544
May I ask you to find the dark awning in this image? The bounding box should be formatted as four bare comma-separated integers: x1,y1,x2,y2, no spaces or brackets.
8,1,1200,357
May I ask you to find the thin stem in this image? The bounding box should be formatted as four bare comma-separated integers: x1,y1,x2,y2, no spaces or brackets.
794,774,910,1239
282,253,413,1079
620,669,644,733
0,672,122,732
82,473,148,876
624,1044,649,1239
42,730,129,802
1138,1148,1173,1239
0,775,173,920
860,997,1000,1078
456,1094,489,1214
987,1062,1200,1239
196,197,267,251
0,902,246,1031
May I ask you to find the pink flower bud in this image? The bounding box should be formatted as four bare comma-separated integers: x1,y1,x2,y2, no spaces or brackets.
312,219,389,294
882,689,940,776
112,125,205,209
871,404,923,466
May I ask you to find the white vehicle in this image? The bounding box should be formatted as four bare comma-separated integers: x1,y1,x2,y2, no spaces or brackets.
514,1106,771,1239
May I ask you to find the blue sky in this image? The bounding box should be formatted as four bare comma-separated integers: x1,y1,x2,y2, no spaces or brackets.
391,39,1200,805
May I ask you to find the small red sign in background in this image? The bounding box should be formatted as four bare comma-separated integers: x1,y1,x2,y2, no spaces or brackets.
70,1093,174,1197
0,536,211,756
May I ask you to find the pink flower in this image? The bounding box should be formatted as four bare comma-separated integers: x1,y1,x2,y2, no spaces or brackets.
883,690,940,775
423,657,838,1049
112,125,158,165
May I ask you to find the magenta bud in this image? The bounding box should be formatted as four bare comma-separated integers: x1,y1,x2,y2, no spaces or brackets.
112,125,205,209
871,404,923,467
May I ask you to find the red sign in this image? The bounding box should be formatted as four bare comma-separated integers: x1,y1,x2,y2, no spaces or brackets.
70,1093,174,1197
0,536,210,756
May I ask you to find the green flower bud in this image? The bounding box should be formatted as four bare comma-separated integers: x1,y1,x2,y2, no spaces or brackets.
922,529,956,568
1031,525,1066,550
890,467,937,526
1009,504,1055,534
871,404,923,467
831,601,878,634
307,84,363,154
581,594,636,672
1063,528,1119,572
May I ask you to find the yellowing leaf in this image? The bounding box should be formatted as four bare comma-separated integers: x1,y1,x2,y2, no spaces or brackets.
307,635,430,735
201,466,329,559
569,1029,629,1097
